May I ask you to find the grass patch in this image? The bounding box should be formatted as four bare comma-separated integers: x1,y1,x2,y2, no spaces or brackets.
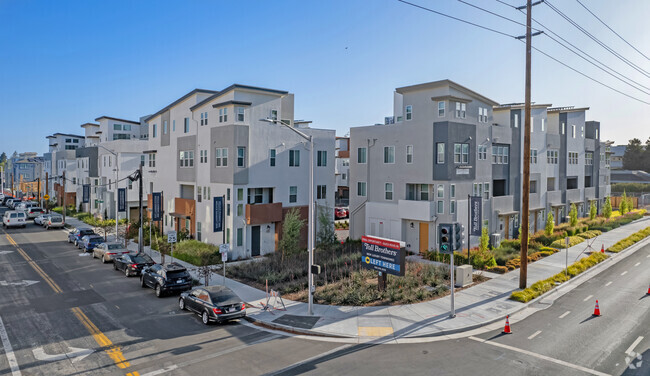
550,236,584,249
607,226,650,253
510,252,609,303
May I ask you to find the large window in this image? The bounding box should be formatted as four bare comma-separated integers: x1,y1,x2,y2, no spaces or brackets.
455,102,466,118
269,149,276,166
215,148,228,167
492,145,509,164
478,145,487,160
289,186,297,203
357,181,367,197
317,185,327,199
289,150,300,167
436,143,445,164
357,147,367,164
568,152,579,165
478,107,488,123
586,152,593,165
236,107,245,122
148,153,156,168
383,146,395,164
317,150,327,166
219,108,228,123
547,149,559,164
406,145,413,164
438,101,445,117
454,143,469,164
530,149,538,164
179,150,194,167
184,117,189,133
385,183,393,200
237,147,246,167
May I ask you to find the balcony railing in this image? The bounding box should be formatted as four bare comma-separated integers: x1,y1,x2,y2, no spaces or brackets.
398,200,435,221
246,202,283,225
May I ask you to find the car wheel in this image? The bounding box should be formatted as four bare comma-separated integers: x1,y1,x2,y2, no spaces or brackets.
92,251,96,259
179,298,185,311
102,256,107,264
140,276,146,288
202,311,210,325
155,284,163,298
113,263,118,271
125,268,130,277
74,240,78,246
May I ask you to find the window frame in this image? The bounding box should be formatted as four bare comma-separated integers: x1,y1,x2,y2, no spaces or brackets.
436,143,445,164
406,145,413,164
384,182,393,200
383,146,395,164
405,105,412,121
357,181,367,197
357,147,367,164
237,147,246,167
289,186,297,203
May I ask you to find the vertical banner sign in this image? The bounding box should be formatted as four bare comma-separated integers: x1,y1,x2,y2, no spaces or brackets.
470,196,482,236
117,188,126,212
361,236,405,276
82,184,90,203
213,196,223,232
152,192,162,221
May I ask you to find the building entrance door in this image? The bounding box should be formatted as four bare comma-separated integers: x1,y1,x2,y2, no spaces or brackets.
419,223,429,253
251,225,261,256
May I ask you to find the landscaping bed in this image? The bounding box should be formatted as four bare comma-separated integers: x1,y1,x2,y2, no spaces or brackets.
607,226,650,253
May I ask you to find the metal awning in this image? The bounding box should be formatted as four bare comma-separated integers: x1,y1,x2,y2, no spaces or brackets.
530,207,545,211
550,203,565,207
169,212,191,219
497,210,518,216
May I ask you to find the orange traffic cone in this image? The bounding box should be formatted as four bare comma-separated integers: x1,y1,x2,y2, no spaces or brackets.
593,300,601,316
646,285,650,295
502,315,512,334
601,244,605,253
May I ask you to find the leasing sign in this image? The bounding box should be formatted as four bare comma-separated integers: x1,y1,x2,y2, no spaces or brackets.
361,236,405,276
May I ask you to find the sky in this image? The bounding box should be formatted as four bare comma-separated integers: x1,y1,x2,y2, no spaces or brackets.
1,0,648,156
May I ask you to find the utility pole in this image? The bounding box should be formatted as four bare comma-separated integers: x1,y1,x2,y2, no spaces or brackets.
37,178,41,208
62,171,66,224
516,0,542,290
45,172,49,213
138,165,143,254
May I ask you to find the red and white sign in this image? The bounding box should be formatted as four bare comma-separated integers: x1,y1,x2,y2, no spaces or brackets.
361,236,401,250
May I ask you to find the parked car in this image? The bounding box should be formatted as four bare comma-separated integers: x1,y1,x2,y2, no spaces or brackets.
45,215,64,230
34,213,51,226
113,253,155,276
140,263,192,297
26,207,44,219
6,199,19,209
2,196,13,205
92,242,130,263
179,285,246,325
335,207,349,219
16,201,37,212
79,235,105,252
68,228,96,246
2,211,26,228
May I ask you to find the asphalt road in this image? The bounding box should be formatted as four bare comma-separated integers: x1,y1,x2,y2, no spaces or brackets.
0,205,648,376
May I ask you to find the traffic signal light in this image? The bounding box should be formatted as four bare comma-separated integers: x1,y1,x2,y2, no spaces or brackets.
453,222,465,251
438,223,452,253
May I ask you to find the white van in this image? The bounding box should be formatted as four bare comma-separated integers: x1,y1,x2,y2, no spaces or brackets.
3,211,27,228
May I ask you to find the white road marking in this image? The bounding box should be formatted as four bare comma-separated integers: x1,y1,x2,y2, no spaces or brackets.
621,271,628,276
559,311,571,319
625,336,644,355
469,337,610,376
0,280,39,287
583,294,593,302
0,251,14,255
266,344,353,375
528,330,542,340
634,262,640,267
139,366,178,376
0,315,21,376
605,281,613,287
32,346,93,363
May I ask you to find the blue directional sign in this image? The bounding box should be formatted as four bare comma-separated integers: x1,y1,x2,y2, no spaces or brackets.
213,196,223,232
152,192,162,221
117,188,126,212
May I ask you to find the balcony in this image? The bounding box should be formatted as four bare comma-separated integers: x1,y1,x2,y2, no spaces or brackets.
547,190,562,206
398,200,435,221
546,133,561,149
566,189,581,203
492,195,515,215
246,202,283,225
585,187,596,200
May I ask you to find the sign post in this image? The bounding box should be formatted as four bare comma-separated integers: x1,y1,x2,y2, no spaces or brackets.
168,230,177,264
565,236,569,276
219,244,229,286
468,195,482,262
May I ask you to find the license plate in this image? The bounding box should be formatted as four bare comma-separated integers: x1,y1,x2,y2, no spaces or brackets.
177,279,183,283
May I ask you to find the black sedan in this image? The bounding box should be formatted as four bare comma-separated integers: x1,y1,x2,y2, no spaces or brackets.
113,253,155,277
179,285,246,325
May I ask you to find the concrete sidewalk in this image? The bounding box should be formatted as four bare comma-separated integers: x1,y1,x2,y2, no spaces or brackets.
64,215,650,340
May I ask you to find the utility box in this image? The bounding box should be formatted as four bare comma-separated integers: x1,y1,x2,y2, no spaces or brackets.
455,265,473,287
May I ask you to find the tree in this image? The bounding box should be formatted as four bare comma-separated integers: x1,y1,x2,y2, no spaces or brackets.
0,152,6,165
623,138,644,171
545,212,554,236
619,191,628,215
279,207,305,262
479,227,489,252
569,203,578,227
95,219,116,241
643,137,650,173
603,196,612,219
316,205,337,251
589,201,597,220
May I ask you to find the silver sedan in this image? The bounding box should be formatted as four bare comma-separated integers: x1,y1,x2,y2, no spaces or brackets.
93,242,130,263
34,214,51,226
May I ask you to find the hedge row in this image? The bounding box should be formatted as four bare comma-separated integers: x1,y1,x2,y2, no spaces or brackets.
550,236,584,249
510,252,609,303
607,226,650,253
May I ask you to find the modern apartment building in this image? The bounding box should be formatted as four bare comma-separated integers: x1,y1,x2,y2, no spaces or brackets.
349,79,611,253
4,152,44,197
46,133,86,205
144,84,335,260
335,137,350,206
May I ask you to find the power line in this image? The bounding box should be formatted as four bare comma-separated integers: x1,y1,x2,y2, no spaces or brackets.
544,0,650,78
396,0,650,105
574,0,649,61
456,0,540,31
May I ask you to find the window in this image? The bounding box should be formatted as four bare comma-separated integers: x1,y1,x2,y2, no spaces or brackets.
450,200,456,214
571,125,576,138
595,129,599,139
289,150,300,167
581,125,584,138
396,116,403,122
357,182,367,197
420,184,429,201
270,109,278,121
237,188,243,201
478,107,488,123
541,118,545,132
289,186,297,203
530,149,538,164
123,124,131,131
455,102,466,118
406,145,413,163
317,185,327,199
148,153,156,168
197,186,202,203
492,145,509,164
179,150,194,167
203,112,209,126
514,114,519,128
342,173,347,180
438,101,445,117
530,180,537,194
269,149,276,166
561,122,565,135
437,201,444,214
357,147,367,164
405,105,412,120
237,147,245,167
437,143,445,164
454,143,469,164
152,124,157,138
483,182,490,199
547,177,555,191
547,149,559,164
530,117,534,132
567,177,578,190
72,178,76,185
437,184,444,198
569,152,579,164
163,121,168,134
219,108,228,123
113,124,121,131
236,107,244,122
450,184,455,198
478,145,487,160
197,222,201,241
236,228,243,247
215,148,228,167
252,188,263,204
226,203,230,216
317,150,327,166
237,204,243,216
383,146,395,163
586,152,593,165
172,120,175,132
385,183,393,200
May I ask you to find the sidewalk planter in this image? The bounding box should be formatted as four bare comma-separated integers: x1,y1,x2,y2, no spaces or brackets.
607,226,650,253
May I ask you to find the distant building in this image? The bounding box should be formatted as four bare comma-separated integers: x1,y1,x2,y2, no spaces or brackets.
610,145,625,170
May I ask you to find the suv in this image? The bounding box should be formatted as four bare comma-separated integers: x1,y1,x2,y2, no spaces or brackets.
79,235,104,252
45,215,64,230
27,207,44,219
68,228,96,246
3,211,26,228
140,263,192,297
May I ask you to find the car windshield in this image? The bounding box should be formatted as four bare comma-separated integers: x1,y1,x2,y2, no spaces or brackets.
107,244,122,250
50,217,62,222
209,291,240,304
133,255,154,263
166,271,188,279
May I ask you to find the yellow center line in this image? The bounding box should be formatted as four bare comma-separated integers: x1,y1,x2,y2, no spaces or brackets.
4,232,132,371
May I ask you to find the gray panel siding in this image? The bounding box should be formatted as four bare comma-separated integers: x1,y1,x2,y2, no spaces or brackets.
75,147,99,177
433,121,476,181
161,111,171,147
210,125,249,185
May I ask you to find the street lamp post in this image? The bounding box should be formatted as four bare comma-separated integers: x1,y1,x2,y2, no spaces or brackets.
98,145,119,242
262,118,315,315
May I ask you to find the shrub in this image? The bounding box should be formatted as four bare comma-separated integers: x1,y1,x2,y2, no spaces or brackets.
500,238,521,250
607,226,650,253
620,191,628,215
492,245,519,266
479,227,489,253
279,207,306,261
550,236,584,249
545,212,554,236
539,246,559,253
589,201,597,220
602,196,612,219
487,266,508,274
577,230,602,239
170,240,222,266
569,204,578,227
